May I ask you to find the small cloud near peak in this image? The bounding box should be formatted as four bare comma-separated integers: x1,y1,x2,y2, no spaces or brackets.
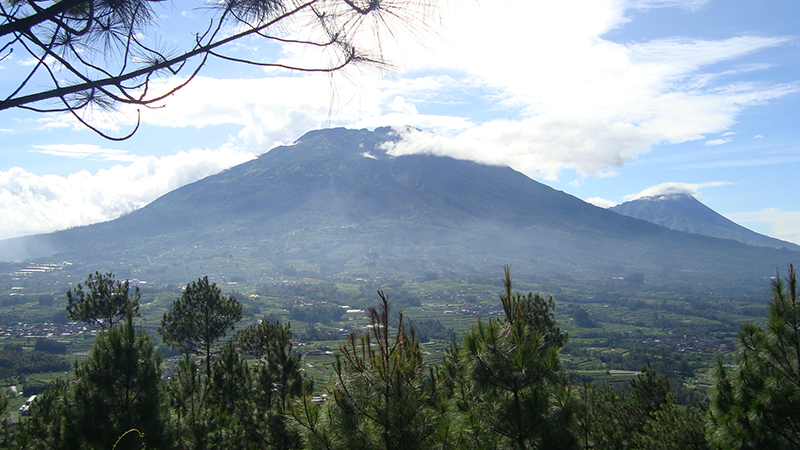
625,181,730,201
586,197,618,208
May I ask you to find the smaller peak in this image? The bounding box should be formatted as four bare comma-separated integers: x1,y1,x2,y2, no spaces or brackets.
639,193,696,202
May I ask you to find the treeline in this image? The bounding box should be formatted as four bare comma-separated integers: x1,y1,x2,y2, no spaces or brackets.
2,267,800,449
0,343,70,379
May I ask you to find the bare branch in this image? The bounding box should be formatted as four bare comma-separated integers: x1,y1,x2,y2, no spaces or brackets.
1,0,436,137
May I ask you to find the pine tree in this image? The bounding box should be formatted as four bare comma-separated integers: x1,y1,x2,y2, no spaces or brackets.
70,308,168,450
18,380,73,450
299,291,440,450
237,319,305,449
578,366,707,450
460,266,576,450
159,276,242,376
167,355,212,450
66,271,140,330
708,264,800,449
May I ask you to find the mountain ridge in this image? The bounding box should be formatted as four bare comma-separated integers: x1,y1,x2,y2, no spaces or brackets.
611,193,800,251
1,127,796,286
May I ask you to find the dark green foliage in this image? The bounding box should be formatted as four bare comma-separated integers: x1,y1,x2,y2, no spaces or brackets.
21,264,800,449
34,338,66,354
165,318,306,449
66,271,140,330
167,356,211,450
0,344,69,378
298,291,440,450
0,295,29,306
69,313,168,450
708,265,800,449
19,380,71,450
204,343,252,447
0,391,14,449
459,266,576,450
299,323,343,341
413,318,455,343
577,365,708,450
289,304,346,325
23,313,169,450
258,282,348,304
236,320,304,411
571,306,597,328
159,276,243,375
37,294,54,306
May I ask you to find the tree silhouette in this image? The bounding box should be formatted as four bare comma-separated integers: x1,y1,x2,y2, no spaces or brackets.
70,311,167,450
66,271,140,331
460,266,576,450
708,264,800,449
1,0,436,139
297,291,440,449
159,276,242,376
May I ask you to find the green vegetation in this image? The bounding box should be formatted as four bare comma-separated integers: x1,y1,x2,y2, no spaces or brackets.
708,264,800,448
159,276,243,376
0,265,796,448
0,344,69,379
66,272,140,330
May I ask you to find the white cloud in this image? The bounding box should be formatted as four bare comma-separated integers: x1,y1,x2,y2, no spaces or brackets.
0,146,255,240
586,197,619,208
11,0,796,214
705,138,730,146
727,208,800,245
29,0,792,181
388,96,418,114
363,0,797,179
32,144,136,162
624,181,731,200
384,118,651,181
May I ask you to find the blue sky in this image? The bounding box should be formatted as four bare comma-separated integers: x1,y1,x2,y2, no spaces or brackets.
2,0,799,244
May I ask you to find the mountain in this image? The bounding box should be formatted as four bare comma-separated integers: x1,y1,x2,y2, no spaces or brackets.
611,193,800,251
1,127,797,286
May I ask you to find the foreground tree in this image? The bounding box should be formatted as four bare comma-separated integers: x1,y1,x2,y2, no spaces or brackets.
458,266,576,450
159,276,243,375
70,311,168,450
236,319,304,410
66,271,140,330
578,365,707,450
708,264,800,449
296,291,440,450
240,320,305,449
0,392,15,449
167,355,213,450
24,308,168,450
17,380,71,450
1,0,436,138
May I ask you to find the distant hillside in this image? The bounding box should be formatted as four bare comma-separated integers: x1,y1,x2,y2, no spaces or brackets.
1,127,797,287
611,193,800,251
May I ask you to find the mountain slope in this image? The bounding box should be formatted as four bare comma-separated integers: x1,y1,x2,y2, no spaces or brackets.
611,193,800,251
1,127,797,286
